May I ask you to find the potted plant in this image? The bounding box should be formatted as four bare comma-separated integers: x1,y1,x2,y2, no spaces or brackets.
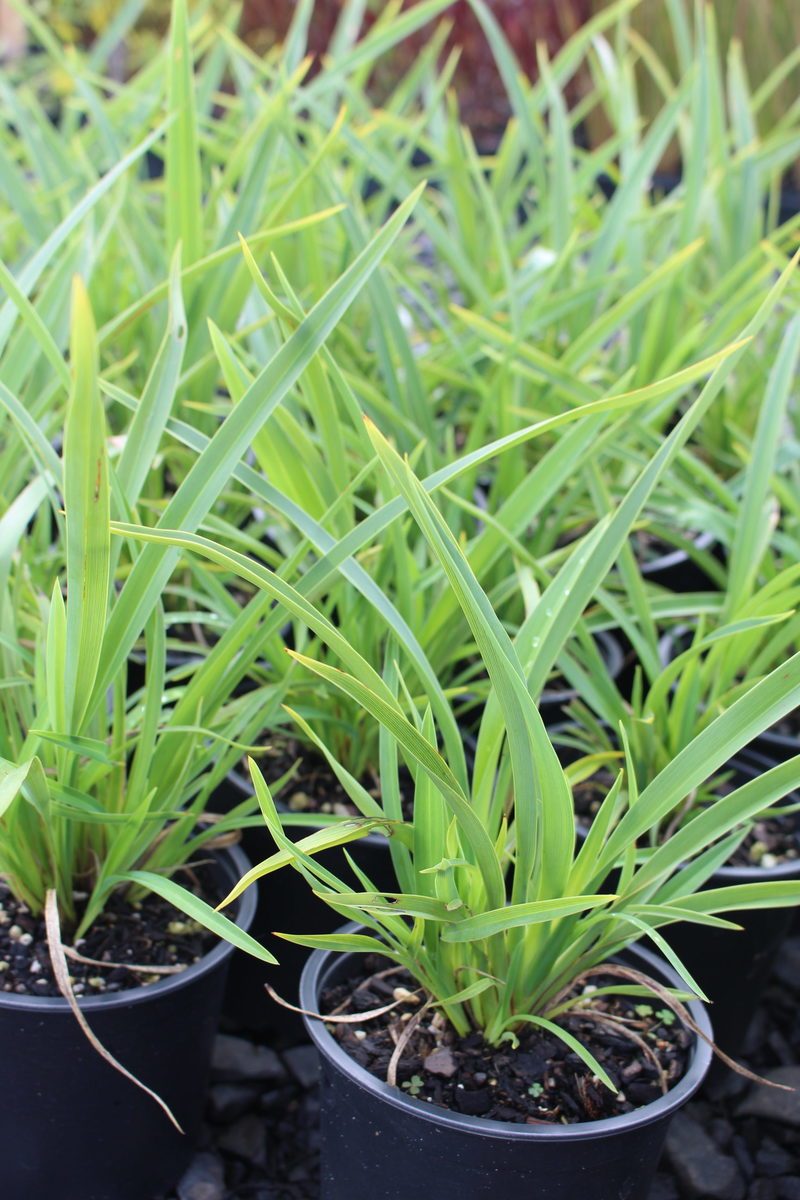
0,95,430,1173
0,275,290,1200
173,417,800,1200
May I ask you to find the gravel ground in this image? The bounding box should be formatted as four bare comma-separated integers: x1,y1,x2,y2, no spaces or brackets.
163,935,800,1200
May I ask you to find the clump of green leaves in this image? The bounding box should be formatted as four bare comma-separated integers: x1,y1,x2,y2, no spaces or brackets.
124,259,800,1084
554,314,800,841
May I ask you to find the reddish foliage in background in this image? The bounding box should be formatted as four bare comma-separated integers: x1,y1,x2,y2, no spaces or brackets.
241,1,592,144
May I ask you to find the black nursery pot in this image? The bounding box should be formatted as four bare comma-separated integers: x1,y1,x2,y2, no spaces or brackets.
218,770,397,1034
300,931,713,1200
0,844,255,1200
747,721,800,765
637,529,719,593
661,787,800,1066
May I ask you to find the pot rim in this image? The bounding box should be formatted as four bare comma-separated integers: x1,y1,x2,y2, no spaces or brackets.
639,528,716,577
0,842,256,1013
299,922,713,1143
754,726,800,750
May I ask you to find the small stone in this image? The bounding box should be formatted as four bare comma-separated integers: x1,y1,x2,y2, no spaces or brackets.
748,1181,778,1200
217,1113,268,1168
708,1117,734,1150
756,1141,797,1178
737,1069,800,1127
258,1088,286,1114
392,987,416,1002
283,1045,319,1089
211,1035,286,1084
647,1173,680,1200
664,1111,746,1200
207,1083,261,1123
731,1134,755,1180
424,1048,457,1077
176,1151,225,1200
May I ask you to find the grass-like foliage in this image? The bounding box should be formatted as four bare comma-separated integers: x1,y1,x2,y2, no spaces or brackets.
118,250,800,1081
203,412,800,1083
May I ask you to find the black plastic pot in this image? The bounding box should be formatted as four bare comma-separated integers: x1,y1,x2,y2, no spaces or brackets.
217,770,397,1034
747,722,800,765
662,788,800,1067
300,930,713,1200
637,529,720,593
0,843,255,1200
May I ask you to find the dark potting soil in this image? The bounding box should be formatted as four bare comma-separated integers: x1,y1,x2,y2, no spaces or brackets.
318,958,693,1123
159,933,800,1200
0,861,228,998
252,737,416,823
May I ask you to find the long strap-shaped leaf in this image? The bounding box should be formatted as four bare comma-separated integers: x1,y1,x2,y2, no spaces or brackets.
166,0,203,267
283,649,506,911
109,524,425,722
722,314,800,619
514,247,800,717
632,755,800,897
115,248,187,507
63,279,110,732
365,419,574,908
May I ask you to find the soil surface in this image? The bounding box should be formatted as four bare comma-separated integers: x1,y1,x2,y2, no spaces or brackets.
239,738,416,823
0,862,226,998
319,957,692,1123
158,931,800,1200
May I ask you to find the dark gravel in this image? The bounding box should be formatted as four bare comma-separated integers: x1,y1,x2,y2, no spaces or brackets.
163,934,800,1200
